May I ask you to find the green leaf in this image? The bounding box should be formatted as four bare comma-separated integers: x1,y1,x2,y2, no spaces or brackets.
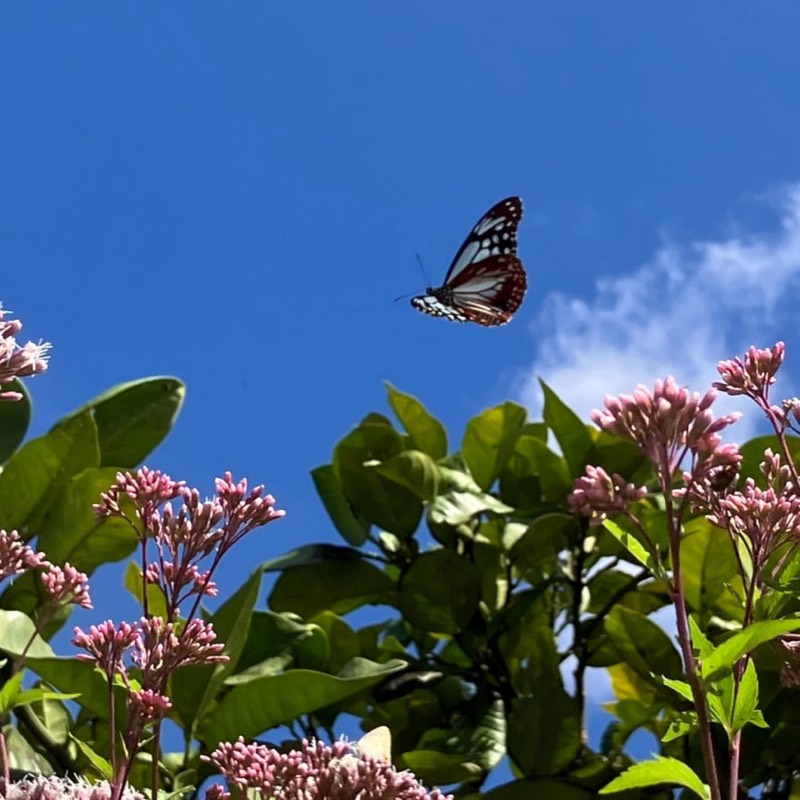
399,698,506,785
661,711,698,742
311,465,371,546
604,606,682,687
0,411,99,532
334,416,422,537
462,402,527,491
386,383,447,460
0,610,55,659
540,380,594,478
701,618,800,680
507,691,582,776
27,656,126,721
730,658,768,733
70,735,113,780
374,450,441,501
602,519,660,575
308,611,360,674
681,517,739,612
0,379,31,463
659,676,693,703
428,489,513,529
270,555,396,617
68,376,185,467
0,671,24,713
399,549,481,634
599,756,708,798
201,657,405,746
36,466,139,573
171,567,264,734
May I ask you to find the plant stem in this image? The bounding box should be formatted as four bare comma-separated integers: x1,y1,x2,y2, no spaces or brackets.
661,449,722,800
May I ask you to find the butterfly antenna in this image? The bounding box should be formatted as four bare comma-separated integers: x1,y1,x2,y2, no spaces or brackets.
415,252,432,284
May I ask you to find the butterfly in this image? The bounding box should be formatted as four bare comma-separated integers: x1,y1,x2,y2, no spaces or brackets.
355,726,392,762
411,197,527,326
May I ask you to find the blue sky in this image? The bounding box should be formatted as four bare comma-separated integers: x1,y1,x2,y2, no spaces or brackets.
5,0,800,761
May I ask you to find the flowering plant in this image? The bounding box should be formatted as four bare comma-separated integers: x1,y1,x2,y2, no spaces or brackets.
0,304,449,800
570,343,800,799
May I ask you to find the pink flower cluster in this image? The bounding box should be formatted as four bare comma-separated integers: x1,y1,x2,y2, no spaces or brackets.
570,376,742,522
591,376,741,479
204,736,453,800
0,529,45,581
0,529,91,610
94,468,284,615
568,466,647,525
0,776,144,800
715,342,785,399
0,304,50,401
72,616,226,722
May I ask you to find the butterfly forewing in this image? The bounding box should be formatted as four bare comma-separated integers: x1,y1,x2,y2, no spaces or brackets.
444,196,523,284
411,196,527,327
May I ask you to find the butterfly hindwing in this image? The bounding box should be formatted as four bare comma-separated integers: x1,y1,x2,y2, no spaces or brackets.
411,197,527,327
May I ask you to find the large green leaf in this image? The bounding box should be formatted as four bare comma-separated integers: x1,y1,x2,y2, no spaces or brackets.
540,380,594,478
507,691,582,776
374,450,441,502
237,611,328,676
0,411,99,533
311,465,371,546
27,656,128,722
604,606,682,687
201,657,405,746
399,550,481,634
386,383,447,460
0,379,31,464
67,376,185,467
334,415,422,537
269,556,396,617
36,467,138,573
170,567,263,734
462,402,527,491
680,517,739,613
308,611,360,675
501,433,572,508
0,610,55,658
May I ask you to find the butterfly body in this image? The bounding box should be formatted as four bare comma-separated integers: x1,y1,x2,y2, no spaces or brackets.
411,197,527,326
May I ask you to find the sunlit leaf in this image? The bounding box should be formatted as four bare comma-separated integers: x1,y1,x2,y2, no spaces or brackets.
386,383,447,460
599,756,708,798
463,402,527,491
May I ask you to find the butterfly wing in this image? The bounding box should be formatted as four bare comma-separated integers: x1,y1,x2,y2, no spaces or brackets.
411,197,527,326
356,727,392,762
443,196,523,284
412,255,526,326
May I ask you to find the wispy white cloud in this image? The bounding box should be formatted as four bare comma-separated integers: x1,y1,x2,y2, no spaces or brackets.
521,184,800,443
